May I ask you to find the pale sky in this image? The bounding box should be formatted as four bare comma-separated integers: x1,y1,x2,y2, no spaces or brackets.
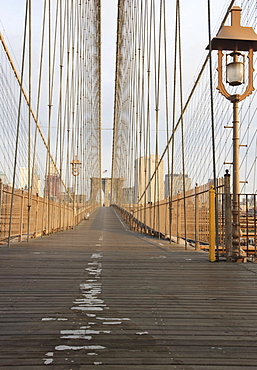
0,0,241,176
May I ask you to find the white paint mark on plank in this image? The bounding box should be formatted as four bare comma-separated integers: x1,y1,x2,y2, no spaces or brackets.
55,345,106,351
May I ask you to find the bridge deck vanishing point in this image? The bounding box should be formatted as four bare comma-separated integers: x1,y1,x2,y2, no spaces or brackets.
1,207,257,370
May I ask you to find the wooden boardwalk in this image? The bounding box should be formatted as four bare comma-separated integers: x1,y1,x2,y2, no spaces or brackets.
0,207,257,369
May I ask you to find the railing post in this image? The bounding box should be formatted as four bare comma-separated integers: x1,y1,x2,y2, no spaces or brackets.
209,185,216,262
0,179,3,238
0,179,2,208
35,194,39,237
232,100,240,260
224,170,232,262
177,197,181,244
195,183,200,251
41,197,45,236
19,189,25,242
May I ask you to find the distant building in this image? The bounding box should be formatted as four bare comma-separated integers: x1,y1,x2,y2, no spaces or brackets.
0,172,8,185
19,167,41,195
44,163,61,200
60,188,74,203
122,186,135,204
44,174,60,200
164,173,191,198
134,155,164,204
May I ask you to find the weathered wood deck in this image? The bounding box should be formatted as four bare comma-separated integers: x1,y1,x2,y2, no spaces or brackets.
0,207,257,369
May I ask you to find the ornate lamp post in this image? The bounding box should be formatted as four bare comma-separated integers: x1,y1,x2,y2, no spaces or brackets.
70,155,82,177
209,6,257,261
70,155,81,226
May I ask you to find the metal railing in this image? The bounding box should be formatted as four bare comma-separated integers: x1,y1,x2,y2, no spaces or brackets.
0,181,97,244
115,180,257,262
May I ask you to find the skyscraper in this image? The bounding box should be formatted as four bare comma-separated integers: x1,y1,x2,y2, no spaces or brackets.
19,167,41,195
134,155,164,204
164,173,192,198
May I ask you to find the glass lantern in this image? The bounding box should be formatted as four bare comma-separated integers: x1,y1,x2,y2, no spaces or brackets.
226,51,245,86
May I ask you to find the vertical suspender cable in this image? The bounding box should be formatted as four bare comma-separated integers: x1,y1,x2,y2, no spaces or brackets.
163,0,170,239
177,0,187,249
152,0,157,231
31,0,47,235
208,0,219,261
98,0,102,207
137,0,143,225
47,0,52,234
111,0,122,204
7,0,28,247
170,0,178,244
154,0,163,237
134,0,139,212
58,0,64,230
147,0,151,207
146,0,152,227
142,0,147,225
65,0,71,206
27,0,32,241
49,2,58,230
206,0,236,258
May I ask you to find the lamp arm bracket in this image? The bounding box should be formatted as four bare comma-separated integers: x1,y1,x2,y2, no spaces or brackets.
238,49,255,101
216,50,231,100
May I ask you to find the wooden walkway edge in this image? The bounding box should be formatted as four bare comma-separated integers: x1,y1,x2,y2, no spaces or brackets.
0,207,257,369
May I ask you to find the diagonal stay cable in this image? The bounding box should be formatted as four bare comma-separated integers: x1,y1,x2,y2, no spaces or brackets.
137,0,235,204
0,32,70,196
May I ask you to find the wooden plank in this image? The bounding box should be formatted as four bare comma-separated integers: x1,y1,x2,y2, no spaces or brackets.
0,207,257,368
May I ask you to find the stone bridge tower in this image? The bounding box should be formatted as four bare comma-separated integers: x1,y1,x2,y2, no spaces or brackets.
90,177,124,206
